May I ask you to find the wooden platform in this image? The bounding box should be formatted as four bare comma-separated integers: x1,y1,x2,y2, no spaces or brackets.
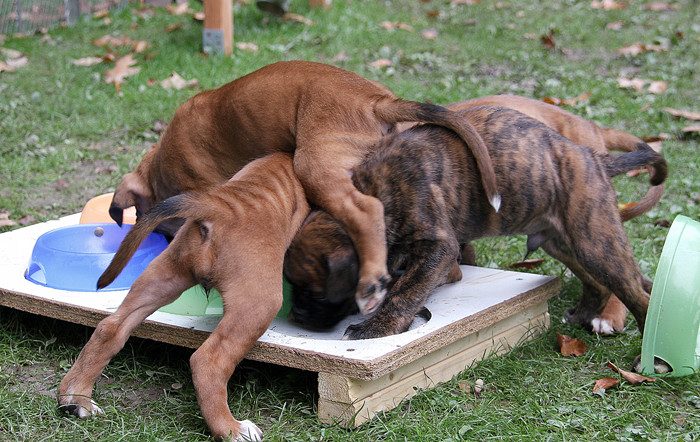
0,215,561,427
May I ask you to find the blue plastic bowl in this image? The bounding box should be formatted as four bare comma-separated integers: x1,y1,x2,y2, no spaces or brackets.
25,223,168,291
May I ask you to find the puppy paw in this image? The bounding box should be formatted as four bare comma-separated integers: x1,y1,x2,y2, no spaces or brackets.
236,420,262,441
590,317,615,335
355,274,390,315
58,397,104,419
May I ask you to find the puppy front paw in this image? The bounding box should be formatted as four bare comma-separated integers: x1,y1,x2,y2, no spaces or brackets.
235,420,262,441
355,274,390,315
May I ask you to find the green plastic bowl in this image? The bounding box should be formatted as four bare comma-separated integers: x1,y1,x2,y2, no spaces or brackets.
158,277,292,318
640,215,700,377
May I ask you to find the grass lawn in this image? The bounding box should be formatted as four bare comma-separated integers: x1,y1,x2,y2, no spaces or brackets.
1,0,698,440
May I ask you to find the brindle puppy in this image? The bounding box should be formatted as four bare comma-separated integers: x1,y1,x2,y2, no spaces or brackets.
283,106,667,339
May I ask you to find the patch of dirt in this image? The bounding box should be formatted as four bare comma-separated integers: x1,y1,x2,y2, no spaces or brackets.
8,362,59,397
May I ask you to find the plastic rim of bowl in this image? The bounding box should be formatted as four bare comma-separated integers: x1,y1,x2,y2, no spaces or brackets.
640,215,700,377
158,278,293,318
25,223,167,292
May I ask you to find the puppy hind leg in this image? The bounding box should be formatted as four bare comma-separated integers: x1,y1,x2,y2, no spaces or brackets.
190,281,281,441
58,256,193,417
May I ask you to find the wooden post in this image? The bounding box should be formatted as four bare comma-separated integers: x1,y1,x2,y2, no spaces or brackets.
203,0,233,56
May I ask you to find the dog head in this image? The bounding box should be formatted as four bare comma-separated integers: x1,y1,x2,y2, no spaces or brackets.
283,211,360,330
110,145,157,226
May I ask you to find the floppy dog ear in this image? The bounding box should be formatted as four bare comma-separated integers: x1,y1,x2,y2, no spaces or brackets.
109,172,153,226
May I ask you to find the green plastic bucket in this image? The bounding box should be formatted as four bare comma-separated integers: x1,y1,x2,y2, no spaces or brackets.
640,215,700,377
158,277,293,318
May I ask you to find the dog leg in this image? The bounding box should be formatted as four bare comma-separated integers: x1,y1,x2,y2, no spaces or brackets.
292,147,390,316
189,278,281,441
594,293,628,333
58,256,193,418
344,238,459,339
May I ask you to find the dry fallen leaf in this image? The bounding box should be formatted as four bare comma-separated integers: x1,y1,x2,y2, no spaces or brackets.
617,42,667,56
72,56,104,66
557,334,588,356
103,53,141,85
235,42,259,53
617,77,646,93
380,21,414,31
642,2,676,10
591,0,627,10
593,377,620,394
606,361,656,384
332,51,349,62
663,107,700,120
421,28,439,39
283,13,314,25
542,91,592,106
160,71,198,90
132,40,148,53
0,212,17,227
369,58,393,68
682,125,700,134
18,214,36,226
606,21,624,30
646,80,667,94
167,3,192,15
541,30,556,50
509,258,546,269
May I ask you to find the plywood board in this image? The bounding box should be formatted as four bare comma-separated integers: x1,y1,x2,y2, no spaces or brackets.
0,215,561,381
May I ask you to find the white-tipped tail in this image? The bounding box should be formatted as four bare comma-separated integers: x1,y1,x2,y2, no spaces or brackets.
490,194,502,213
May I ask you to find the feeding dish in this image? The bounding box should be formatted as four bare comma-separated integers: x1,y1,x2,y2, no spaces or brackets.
640,215,700,376
159,278,293,318
25,223,168,292
79,193,137,225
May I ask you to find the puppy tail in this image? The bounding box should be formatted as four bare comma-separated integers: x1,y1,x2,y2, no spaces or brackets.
599,127,646,153
605,142,668,222
97,194,195,289
375,99,501,212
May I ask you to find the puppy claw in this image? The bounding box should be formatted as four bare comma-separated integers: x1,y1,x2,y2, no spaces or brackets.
236,420,262,441
490,194,502,213
59,399,103,419
591,317,615,335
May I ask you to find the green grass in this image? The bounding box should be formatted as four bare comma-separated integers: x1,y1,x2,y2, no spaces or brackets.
1,0,699,440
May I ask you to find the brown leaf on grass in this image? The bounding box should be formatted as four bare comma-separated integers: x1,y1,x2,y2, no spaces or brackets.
165,23,183,32
646,81,667,94
421,28,439,39
593,377,620,394
160,71,198,90
663,107,700,120
53,179,70,189
236,42,259,53
103,53,140,85
332,51,349,62
72,56,104,66
93,34,131,47
642,2,676,10
369,58,393,68
283,13,314,25
542,91,592,107
451,0,480,3
541,30,556,49
682,125,700,134
167,3,193,15
93,9,109,18
617,42,667,56
557,334,588,356
617,77,646,93
590,0,627,10
18,214,36,226
132,40,148,53
606,21,624,30
0,60,12,73
606,361,656,384
0,212,17,227
380,21,414,31
509,258,546,269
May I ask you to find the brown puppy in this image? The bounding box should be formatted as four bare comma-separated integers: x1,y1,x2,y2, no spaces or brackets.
400,94,663,333
108,61,500,315
58,153,309,441
283,107,667,339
